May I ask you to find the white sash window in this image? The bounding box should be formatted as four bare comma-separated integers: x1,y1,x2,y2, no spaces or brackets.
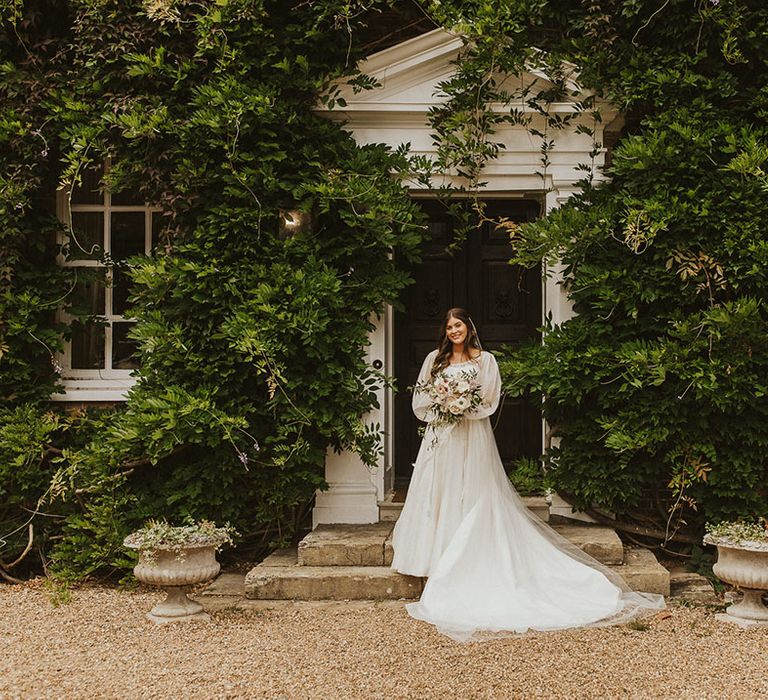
53,162,161,401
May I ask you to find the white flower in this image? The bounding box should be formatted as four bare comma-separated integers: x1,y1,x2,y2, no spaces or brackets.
455,379,470,394
448,395,471,414
434,378,449,395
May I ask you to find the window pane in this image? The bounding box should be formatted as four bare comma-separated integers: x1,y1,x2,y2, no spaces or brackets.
69,276,105,317
151,211,166,250
71,164,104,205
68,212,104,261
112,266,133,317
112,322,140,370
110,187,144,206
111,212,146,260
71,320,106,369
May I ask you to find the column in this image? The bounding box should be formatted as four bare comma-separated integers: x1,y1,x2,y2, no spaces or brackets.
312,311,387,527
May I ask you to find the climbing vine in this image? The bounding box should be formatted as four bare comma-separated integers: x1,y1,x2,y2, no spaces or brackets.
0,0,426,580
3,0,768,580
420,0,768,544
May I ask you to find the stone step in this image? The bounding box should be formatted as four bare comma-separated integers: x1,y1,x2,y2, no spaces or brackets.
245,549,422,601
613,547,670,597
551,524,624,566
379,494,550,523
243,546,669,600
298,522,394,567
298,521,623,568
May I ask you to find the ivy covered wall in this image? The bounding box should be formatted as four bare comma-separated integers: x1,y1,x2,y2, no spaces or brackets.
2,0,768,580
420,0,768,541
0,0,426,580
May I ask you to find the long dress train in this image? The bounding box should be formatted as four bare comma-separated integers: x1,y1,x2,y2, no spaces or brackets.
390,349,665,641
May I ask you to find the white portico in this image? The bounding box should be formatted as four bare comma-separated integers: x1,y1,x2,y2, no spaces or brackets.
311,29,619,527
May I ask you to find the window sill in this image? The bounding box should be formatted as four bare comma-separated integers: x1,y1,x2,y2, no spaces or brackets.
50,378,136,402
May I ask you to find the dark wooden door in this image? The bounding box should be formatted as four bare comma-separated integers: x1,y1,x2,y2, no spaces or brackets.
394,199,543,486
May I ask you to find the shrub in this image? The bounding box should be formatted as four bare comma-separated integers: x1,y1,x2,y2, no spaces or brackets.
0,0,425,580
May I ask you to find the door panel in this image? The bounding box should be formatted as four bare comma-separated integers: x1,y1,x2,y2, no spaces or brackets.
394,198,543,485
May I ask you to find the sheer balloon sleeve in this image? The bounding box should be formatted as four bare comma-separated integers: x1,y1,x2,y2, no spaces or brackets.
412,350,438,422
467,352,501,420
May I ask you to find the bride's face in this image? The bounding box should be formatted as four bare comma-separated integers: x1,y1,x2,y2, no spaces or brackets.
446,317,468,346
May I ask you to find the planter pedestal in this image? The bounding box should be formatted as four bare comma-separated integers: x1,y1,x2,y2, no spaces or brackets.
725,588,768,621
147,586,209,625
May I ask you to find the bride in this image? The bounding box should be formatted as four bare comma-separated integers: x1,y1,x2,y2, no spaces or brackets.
391,307,664,641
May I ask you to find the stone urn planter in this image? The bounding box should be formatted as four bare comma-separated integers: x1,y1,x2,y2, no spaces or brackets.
124,520,234,624
704,521,768,626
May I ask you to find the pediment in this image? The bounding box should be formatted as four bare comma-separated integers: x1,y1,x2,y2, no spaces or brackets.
329,29,585,115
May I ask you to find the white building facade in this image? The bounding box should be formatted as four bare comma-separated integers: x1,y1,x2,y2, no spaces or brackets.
312,29,619,527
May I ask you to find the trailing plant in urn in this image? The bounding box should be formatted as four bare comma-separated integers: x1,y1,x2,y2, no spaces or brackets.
124,519,236,624
124,519,236,563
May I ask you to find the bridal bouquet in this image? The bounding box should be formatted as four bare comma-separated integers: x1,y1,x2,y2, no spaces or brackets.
415,369,484,431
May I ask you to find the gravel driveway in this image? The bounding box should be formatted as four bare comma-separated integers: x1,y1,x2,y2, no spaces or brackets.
2,582,767,699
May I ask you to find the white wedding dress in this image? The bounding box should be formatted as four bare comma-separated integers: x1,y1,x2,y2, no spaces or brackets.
391,350,664,641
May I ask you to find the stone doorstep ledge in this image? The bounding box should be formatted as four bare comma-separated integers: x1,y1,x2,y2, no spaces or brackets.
239,544,670,600
197,569,412,610
245,561,422,601
221,519,669,602
248,546,422,600
297,522,625,568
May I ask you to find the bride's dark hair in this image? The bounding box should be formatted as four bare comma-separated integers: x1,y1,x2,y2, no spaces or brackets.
431,307,482,377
